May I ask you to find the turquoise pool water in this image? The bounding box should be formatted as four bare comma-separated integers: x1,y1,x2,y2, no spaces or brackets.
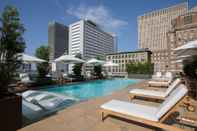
41,79,140,100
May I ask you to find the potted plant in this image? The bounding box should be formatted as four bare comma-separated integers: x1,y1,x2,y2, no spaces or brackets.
0,6,25,131
72,53,84,81
183,56,197,99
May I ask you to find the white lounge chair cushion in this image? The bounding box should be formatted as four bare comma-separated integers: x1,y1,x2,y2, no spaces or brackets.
33,94,49,101
152,72,162,79
22,90,36,98
148,81,170,86
130,78,181,98
156,84,188,118
101,100,159,121
22,100,42,112
164,78,181,96
129,89,166,98
164,72,173,79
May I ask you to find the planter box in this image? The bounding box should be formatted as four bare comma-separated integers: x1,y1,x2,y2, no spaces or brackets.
0,94,22,131
128,74,152,79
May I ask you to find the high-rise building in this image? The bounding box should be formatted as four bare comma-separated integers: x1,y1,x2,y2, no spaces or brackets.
138,2,188,72
68,20,116,72
69,20,116,59
48,22,69,61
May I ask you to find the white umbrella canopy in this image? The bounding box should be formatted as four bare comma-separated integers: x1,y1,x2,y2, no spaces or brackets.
173,40,197,51
103,61,119,67
54,54,85,64
18,53,46,64
172,59,183,64
86,58,105,65
176,49,197,57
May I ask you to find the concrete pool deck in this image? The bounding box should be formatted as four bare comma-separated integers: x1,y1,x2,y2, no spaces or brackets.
18,81,197,131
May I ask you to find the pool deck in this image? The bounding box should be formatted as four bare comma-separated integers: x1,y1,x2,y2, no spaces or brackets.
18,80,197,131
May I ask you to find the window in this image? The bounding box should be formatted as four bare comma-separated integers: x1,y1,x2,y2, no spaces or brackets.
184,15,192,25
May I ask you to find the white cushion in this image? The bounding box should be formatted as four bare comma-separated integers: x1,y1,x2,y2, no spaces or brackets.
156,84,188,119
165,72,173,79
164,78,181,96
101,100,159,121
129,89,166,98
22,90,37,98
33,94,49,101
148,81,170,86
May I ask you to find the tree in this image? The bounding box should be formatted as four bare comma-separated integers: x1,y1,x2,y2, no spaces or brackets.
72,53,83,78
0,6,25,94
183,56,197,79
35,45,49,78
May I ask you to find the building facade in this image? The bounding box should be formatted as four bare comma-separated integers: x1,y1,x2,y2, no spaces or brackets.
167,11,197,72
68,20,116,72
138,2,188,72
105,50,151,76
69,20,116,59
48,22,69,61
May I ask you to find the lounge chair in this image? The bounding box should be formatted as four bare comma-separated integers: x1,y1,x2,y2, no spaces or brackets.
148,73,173,87
129,78,181,100
100,84,188,131
152,72,162,80
19,73,34,84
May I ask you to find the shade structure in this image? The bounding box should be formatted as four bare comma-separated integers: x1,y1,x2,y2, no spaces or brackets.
103,61,119,67
173,40,197,51
86,58,105,65
54,55,85,64
172,59,183,64
176,49,197,57
18,53,46,64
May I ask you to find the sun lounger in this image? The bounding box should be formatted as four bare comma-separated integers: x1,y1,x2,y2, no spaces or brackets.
148,79,172,87
100,84,188,131
152,72,162,79
129,78,181,100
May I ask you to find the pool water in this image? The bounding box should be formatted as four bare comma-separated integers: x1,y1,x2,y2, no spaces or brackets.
41,79,140,101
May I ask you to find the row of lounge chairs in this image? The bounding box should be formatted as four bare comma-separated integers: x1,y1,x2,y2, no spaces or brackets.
100,77,190,131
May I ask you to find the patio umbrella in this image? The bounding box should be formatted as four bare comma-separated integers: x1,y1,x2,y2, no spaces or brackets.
174,40,197,57
18,53,46,64
173,40,197,51
103,61,119,67
86,58,105,65
172,59,183,64
54,55,85,64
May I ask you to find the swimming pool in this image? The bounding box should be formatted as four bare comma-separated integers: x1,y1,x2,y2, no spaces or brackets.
41,79,140,101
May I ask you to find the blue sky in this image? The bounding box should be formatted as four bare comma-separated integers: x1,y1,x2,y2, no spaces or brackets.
1,0,197,55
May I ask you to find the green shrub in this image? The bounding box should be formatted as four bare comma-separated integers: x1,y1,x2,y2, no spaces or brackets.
72,53,83,79
126,62,153,75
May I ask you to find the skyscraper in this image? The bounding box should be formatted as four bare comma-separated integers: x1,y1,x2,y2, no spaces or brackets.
138,2,188,72
48,22,69,61
69,20,116,59
68,20,116,72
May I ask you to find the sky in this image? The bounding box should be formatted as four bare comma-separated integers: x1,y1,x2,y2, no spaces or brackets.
1,0,197,55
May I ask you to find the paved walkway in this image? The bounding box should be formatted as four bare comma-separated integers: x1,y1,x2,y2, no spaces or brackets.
19,81,197,131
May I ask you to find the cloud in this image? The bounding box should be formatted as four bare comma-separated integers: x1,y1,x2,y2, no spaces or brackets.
66,4,128,31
